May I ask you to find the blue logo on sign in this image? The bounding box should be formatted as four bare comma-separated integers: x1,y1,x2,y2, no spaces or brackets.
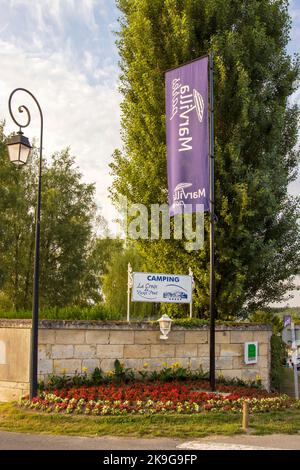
163,291,188,300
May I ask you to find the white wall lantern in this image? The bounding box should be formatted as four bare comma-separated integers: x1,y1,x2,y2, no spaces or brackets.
158,314,172,340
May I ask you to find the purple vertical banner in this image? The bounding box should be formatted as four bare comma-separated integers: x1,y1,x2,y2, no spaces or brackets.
165,56,209,215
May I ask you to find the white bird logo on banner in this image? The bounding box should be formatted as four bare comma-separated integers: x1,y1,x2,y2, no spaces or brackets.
193,89,204,122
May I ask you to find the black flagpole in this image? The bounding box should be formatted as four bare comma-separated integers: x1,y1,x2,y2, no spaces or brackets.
209,50,216,391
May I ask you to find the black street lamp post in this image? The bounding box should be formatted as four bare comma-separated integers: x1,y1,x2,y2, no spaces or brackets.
7,88,43,399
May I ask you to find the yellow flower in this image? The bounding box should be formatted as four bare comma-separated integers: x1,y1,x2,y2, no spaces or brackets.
171,362,180,369
256,374,261,381
82,367,88,374
162,362,168,368
106,370,115,377
61,369,67,375
143,363,149,369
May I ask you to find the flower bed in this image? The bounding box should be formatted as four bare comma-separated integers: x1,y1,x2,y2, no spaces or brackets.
20,380,300,415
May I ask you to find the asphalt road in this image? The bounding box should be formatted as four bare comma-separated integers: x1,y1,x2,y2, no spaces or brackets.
0,431,300,450
0,432,181,450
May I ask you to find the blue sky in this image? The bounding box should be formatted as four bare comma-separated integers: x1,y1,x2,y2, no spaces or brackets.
0,0,299,305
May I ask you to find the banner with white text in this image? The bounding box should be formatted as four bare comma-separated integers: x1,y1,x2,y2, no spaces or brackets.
165,56,209,215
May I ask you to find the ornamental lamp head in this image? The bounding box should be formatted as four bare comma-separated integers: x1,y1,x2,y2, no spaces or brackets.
7,130,32,167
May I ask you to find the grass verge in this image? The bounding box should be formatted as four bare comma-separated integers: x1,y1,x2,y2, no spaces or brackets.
0,403,300,438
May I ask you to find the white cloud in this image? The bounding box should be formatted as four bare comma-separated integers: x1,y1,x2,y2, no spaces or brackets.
0,37,121,230
0,0,121,231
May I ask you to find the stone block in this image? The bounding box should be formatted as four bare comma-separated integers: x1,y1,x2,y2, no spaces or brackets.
143,359,167,370
257,356,269,369
175,344,197,357
262,378,270,391
109,331,134,344
172,358,192,369
124,345,150,359
0,328,30,382
38,359,53,375
0,387,22,402
85,330,109,344
150,345,175,358
0,340,5,364
55,330,85,344
253,331,272,342
53,359,81,375
190,357,209,371
38,329,55,344
0,380,29,390
97,344,124,359
100,359,118,372
74,345,96,358
215,357,233,370
241,368,259,382
230,330,254,343
218,369,242,380
259,368,270,390
259,367,270,382
38,345,47,359
51,345,74,359
219,343,243,357
161,331,185,344
232,356,244,368
185,331,208,344
82,359,100,373
197,344,209,357
124,359,144,371
134,330,160,344
215,331,230,344
258,343,269,356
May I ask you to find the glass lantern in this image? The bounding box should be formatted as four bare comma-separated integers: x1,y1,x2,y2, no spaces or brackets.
7,132,31,167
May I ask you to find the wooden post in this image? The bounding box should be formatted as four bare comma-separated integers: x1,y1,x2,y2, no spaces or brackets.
242,401,249,431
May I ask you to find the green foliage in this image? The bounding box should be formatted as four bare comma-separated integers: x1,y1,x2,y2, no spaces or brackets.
0,304,122,320
271,334,287,391
40,373,71,391
113,359,135,382
102,243,157,319
249,309,283,334
269,306,300,321
171,318,210,328
150,363,208,382
216,373,262,389
111,0,300,319
0,124,126,313
91,367,105,385
40,362,263,391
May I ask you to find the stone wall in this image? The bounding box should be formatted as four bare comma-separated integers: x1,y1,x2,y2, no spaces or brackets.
0,320,272,401
0,325,30,401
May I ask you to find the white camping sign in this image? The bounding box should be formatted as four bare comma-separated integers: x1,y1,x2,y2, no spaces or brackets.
131,272,192,303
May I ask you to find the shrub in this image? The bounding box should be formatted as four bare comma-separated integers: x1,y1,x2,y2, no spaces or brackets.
271,334,287,391
0,304,122,321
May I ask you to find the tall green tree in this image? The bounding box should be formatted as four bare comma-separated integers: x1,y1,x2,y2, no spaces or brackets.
110,0,300,318
38,149,98,308
0,123,36,310
0,127,103,311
